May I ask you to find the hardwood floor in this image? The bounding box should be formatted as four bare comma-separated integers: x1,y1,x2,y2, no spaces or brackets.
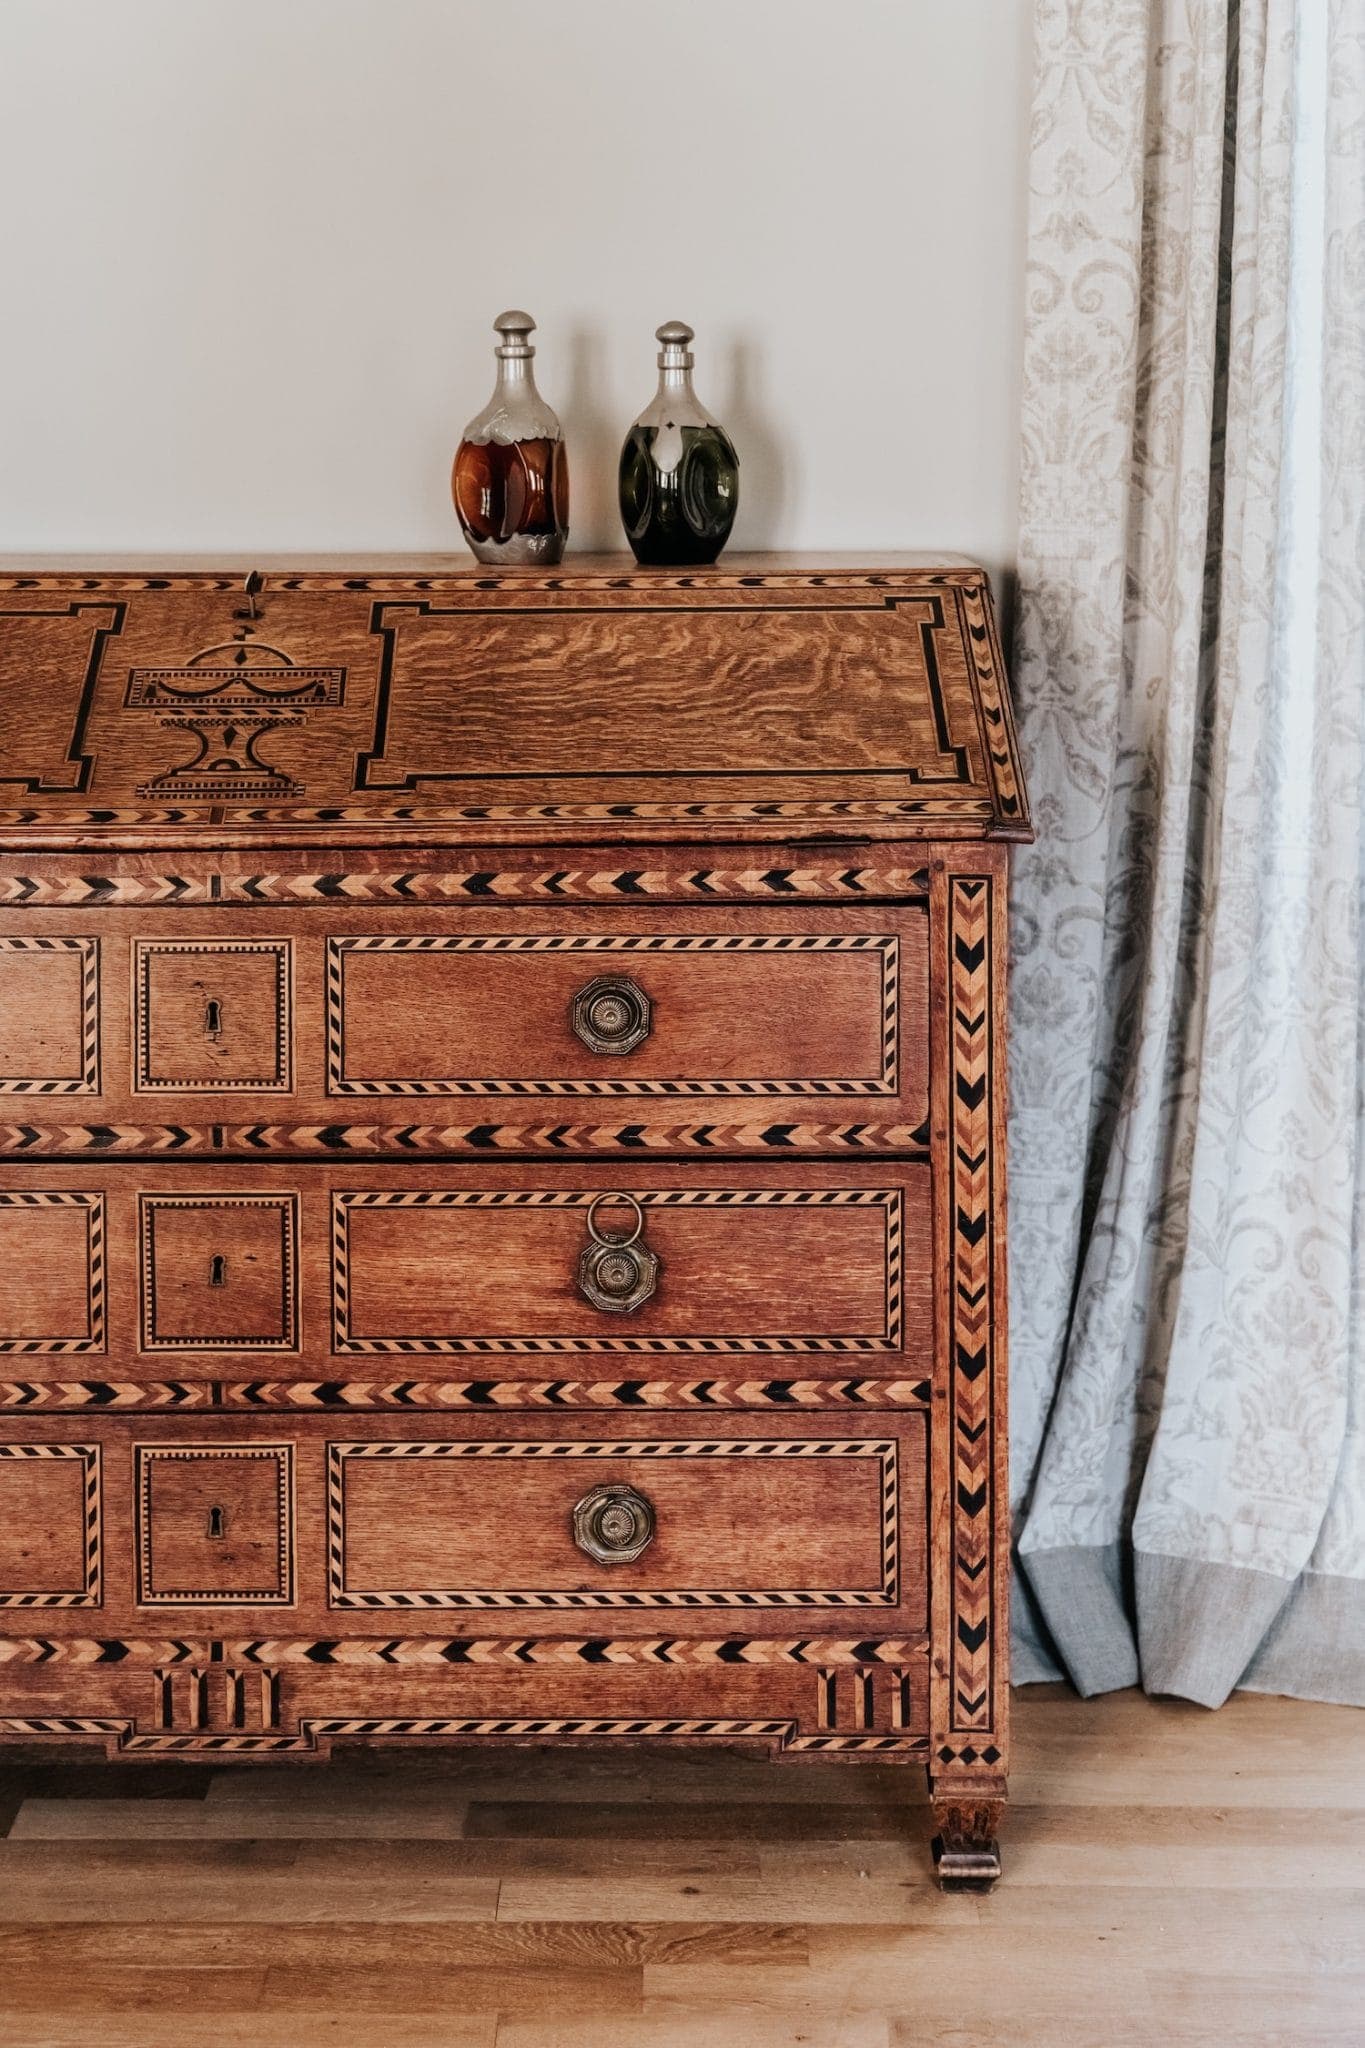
0,1685,1359,2047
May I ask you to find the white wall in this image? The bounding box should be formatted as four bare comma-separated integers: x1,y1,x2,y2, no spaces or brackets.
0,1,1031,590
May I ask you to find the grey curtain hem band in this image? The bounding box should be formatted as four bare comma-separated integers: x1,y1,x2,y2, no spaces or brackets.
1012,1544,1365,1707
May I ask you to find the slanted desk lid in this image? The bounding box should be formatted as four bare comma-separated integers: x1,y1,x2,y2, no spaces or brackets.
0,556,1028,844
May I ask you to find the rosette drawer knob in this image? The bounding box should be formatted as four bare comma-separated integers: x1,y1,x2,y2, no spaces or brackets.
571,974,651,1055
572,1482,656,1565
576,1192,660,1313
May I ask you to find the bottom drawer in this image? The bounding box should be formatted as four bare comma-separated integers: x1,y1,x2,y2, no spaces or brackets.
0,1413,930,1758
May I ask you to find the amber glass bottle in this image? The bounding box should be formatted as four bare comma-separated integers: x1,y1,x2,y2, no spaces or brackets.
452,311,569,565
619,322,738,566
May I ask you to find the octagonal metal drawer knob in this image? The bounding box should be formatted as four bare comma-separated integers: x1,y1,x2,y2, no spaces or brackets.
572,1482,656,1565
571,974,651,1055
576,1192,660,1314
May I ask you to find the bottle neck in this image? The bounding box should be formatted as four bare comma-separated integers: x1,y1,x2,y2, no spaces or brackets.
656,363,694,400
495,355,539,399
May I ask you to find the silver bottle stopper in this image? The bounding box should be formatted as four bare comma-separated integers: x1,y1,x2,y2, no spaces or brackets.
493,309,536,360
656,320,696,370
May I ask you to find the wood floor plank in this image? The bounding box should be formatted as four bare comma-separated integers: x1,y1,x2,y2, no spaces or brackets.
0,2025,498,2048
644,1942,1154,2018
0,1919,804,1969
251,1963,643,2016
0,1966,270,2013
494,2017,891,2048
0,1869,503,1925
464,1798,911,1842
6,1797,472,1840
495,1874,976,1927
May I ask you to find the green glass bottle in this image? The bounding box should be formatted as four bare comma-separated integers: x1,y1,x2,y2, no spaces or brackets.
619,321,739,565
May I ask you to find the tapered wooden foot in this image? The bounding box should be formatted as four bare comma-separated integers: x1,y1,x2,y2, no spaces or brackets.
931,1797,1003,1892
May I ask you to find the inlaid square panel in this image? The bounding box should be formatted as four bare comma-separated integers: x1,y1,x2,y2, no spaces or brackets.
139,1193,299,1350
0,1191,105,1352
0,1443,101,1607
133,939,292,1092
0,937,99,1094
135,1443,293,1604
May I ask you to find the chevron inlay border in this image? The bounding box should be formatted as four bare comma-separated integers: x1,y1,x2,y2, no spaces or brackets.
0,1374,932,1413
0,1634,928,1669
948,876,997,1735
0,1714,931,1759
0,1118,932,1159
0,865,932,906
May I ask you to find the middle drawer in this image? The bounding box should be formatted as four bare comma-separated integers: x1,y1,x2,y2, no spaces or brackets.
1,1161,932,1382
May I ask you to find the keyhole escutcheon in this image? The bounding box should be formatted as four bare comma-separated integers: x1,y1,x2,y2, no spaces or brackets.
204,998,223,1037
206,1505,227,1540
208,1253,228,1288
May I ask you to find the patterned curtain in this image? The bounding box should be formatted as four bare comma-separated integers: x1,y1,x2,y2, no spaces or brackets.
1009,0,1365,1703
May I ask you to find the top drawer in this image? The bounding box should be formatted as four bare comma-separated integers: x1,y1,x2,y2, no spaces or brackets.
0,904,930,1159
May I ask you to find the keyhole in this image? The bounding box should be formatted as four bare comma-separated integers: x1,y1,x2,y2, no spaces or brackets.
204,998,223,1037
208,1253,227,1288
206,1505,227,1540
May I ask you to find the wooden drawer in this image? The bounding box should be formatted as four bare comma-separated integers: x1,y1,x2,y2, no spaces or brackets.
325,923,914,1099
0,1412,927,1631
0,1161,931,1382
333,1180,915,1356
0,902,929,1157
0,1411,931,1752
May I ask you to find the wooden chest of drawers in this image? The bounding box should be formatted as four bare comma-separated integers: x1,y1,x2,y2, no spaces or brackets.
0,553,1028,1888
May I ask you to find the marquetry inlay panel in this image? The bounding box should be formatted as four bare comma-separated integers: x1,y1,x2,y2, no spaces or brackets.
135,1442,294,1605
326,1434,902,1613
133,939,293,1093
138,1193,300,1352
0,937,99,1094
330,1186,904,1355
0,1442,101,1607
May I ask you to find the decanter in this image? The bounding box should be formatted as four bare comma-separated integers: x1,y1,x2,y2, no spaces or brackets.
452,310,569,565
618,321,739,566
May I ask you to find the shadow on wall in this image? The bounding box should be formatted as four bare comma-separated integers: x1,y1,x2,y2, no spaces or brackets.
560,327,791,552
718,335,790,548
562,327,617,552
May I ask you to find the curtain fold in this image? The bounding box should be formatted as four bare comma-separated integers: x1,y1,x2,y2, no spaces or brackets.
1009,0,1365,1704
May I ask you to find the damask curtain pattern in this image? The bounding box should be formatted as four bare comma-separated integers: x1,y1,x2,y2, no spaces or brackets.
1009,0,1365,1704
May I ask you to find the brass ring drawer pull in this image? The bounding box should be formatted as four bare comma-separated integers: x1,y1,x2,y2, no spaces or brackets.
576,1192,660,1313
571,974,651,1055
572,1482,655,1565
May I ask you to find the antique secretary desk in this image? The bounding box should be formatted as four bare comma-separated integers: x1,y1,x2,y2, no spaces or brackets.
0,554,1028,1888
